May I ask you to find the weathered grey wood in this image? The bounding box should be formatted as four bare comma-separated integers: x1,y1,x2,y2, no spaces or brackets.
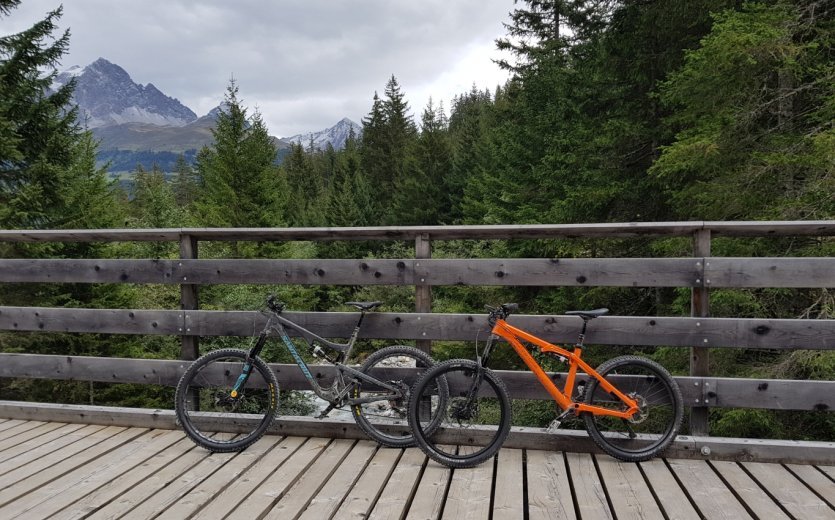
3,307,834,350
0,420,45,442
690,229,711,436
0,426,143,509
298,440,378,519
180,234,200,361
743,461,835,519
668,459,753,519
492,448,525,519
231,437,330,517
0,257,704,287
370,447,425,519
84,432,214,519
4,355,834,412
406,447,453,520
565,452,613,520
638,459,701,520
0,307,182,335
595,455,665,519
9,428,184,519
0,424,110,491
441,445,494,519
784,463,835,507
190,436,300,519
705,258,835,288
263,438,354,519
708,461,790,520
164,434,283,519
0,422,83,464
0,421,65,455
526,450,577,520
329,444,401,519
2,221,834,244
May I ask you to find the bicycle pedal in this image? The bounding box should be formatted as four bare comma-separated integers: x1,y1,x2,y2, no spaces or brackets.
546,419,561,433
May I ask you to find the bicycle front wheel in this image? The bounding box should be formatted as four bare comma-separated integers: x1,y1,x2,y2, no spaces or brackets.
583,355,683,461
408,359,511,468
352,345,447,447
175,348,279,452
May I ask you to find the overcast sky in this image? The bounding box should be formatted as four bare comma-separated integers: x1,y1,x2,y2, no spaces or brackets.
2,0,513,137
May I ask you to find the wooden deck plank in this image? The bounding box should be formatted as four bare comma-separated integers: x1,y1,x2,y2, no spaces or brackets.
0,420,827,519
668,459,752,519
0,419,47,442
123,440,243,519
709,461,790,520
230,437,331,518
331,444,402,519
193,436,305,520
526,450,576,520
595,455,664,520
298,440,379,519
565,452,613,520
639,459,701,520
263,438,356,519
8,429,184,520
0,425,136,508
744,461,835,520
371,447,427,519
161,434,286,519
0,420,66,453
492,448,525,519
442,447,495,519
785,464,835,508
58,435,198,519
0,418,26,433
0,427,142,517
0,423,109,481
84,433,216,519
403,449,453,520
0,422,85,463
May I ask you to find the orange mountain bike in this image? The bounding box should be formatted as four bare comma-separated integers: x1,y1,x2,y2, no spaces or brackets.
408,304,683,468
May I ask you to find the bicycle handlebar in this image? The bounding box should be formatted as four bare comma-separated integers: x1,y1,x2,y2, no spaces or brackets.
266,294,285,313
486,303,518,326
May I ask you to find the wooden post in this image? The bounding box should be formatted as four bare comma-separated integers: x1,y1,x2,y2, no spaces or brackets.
179,234,199,361
690,229,711,436
415,233,431,354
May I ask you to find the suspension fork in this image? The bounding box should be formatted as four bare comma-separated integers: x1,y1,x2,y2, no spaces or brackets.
231,332,268,396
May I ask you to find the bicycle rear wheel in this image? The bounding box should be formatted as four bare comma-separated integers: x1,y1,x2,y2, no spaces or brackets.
582,355,683,461
352,345,447,447
408,359,511,468
175,348,279,452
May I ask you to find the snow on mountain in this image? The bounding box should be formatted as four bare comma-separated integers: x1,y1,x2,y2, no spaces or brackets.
284,117,361,151
54,58,197,128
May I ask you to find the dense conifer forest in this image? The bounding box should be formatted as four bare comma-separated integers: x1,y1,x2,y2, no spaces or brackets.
1,0,833,439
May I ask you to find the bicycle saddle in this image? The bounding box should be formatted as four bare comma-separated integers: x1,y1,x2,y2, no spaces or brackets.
346,301,383,311
565,308,609,320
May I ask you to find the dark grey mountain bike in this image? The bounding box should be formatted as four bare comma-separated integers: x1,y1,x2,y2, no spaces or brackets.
175,295,447,452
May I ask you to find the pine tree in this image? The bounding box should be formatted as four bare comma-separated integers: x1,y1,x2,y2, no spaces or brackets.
194,80,285,229
391,99,452,224
0,5,93,230
172,154,198,208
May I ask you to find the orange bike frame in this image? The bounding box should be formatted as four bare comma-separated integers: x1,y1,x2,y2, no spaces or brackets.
491,319,638,419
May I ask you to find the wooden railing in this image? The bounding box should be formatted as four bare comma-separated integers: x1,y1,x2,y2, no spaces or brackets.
1,221,833,444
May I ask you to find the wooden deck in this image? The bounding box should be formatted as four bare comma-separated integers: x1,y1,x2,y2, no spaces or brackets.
0,419,833,520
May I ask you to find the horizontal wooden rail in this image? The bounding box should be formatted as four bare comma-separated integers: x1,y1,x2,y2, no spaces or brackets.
1,221,834,243
1,257,832,288
1,354,832,412
1,307,833,349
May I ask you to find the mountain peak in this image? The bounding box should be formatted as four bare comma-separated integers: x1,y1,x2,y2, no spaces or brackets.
57,58,197,128
284,118,361,151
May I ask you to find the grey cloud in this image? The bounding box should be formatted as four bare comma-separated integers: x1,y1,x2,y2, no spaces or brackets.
2,0,511,136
